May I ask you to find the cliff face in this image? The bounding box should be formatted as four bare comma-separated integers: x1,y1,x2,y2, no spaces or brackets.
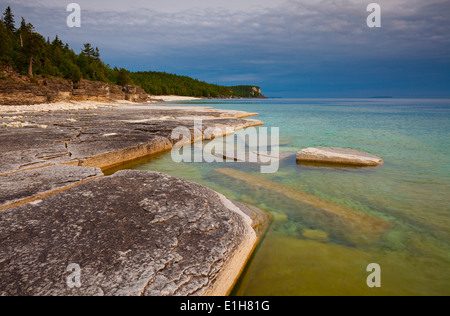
0,68,150,105
229,85,267,98
252,87,262,95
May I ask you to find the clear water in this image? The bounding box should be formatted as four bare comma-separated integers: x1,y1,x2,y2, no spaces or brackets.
107,98,450,296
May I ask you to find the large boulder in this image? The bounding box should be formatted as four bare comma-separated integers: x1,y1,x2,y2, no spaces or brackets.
296,147,383,166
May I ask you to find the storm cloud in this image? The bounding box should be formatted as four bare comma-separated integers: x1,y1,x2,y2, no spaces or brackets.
2,0,449,97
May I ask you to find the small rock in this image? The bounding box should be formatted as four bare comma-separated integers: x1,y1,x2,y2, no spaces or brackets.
271,211,288,223
296,147,383,166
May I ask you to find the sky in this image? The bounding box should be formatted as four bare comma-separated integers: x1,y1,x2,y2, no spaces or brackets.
1,0,450,97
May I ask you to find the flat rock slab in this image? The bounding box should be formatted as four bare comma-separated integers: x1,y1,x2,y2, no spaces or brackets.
296,147,383,166
0,165,102,211
0,105,263,175
0,170,257,296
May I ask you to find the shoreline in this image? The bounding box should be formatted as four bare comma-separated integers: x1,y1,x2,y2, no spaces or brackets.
0,98,261,115
0,68,267,107
150,95,203,102
0,101,269,296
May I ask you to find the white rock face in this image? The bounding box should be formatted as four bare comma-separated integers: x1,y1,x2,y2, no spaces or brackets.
296,147,383,166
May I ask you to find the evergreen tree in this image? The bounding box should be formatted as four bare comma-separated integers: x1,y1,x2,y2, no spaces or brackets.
82,43,95,57
0,8,261,97
2,6,15,33
51,35,63,48
93,47,100,61
19,17,26,48
0,20,12,64
70,64,82,83
116,68,130,86
20,20,40,77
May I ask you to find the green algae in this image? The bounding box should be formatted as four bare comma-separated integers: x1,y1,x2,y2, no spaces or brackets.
233,232,450,296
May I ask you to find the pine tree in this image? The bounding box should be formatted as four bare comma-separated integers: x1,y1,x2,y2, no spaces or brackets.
93,47,100,61
19,17,26,48
82,43,95,57
116,68,130,86
70,64,82,83
2,6,15,33
51,35,63,48
0,20,12,64
20,20,40,77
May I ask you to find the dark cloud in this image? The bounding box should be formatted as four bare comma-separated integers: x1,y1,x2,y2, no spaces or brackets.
1,0,449,96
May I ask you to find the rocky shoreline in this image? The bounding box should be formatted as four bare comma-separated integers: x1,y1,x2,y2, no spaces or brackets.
0,102,269,296
0,68,267,106
0,68,155,105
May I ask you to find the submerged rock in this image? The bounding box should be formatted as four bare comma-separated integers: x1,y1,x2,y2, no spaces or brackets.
212,150,294,165
271,211,289,223
302,229,329,243
215,168,391,241
296,147,383,166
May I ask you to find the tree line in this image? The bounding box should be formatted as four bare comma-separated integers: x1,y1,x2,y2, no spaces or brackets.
0,6,263,98
0,7,129,85
131,71,235,98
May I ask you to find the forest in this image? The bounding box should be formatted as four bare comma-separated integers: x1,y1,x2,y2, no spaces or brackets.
0,6,264,98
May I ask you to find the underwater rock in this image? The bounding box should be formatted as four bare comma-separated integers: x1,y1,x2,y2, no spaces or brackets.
302,229,329,243
271,211,289,223
215,168,391,239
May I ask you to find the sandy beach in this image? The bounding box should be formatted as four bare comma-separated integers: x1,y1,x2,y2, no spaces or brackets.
0,96,203,114
151,95,203,102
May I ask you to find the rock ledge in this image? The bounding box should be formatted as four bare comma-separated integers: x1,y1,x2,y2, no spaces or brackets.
0,170,261,296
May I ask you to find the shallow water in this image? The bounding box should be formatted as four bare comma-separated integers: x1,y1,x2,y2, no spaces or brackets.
108,98,450,295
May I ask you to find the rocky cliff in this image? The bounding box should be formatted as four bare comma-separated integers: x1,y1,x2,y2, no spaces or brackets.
229,85,267,98
0,68,150,105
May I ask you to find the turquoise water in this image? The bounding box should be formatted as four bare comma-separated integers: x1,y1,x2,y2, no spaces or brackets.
109,98,450,295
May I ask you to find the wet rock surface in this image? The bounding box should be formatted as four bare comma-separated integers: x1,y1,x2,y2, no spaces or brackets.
0,170,257,296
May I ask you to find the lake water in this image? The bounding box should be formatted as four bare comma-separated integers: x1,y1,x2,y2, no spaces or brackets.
108,98,450,296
